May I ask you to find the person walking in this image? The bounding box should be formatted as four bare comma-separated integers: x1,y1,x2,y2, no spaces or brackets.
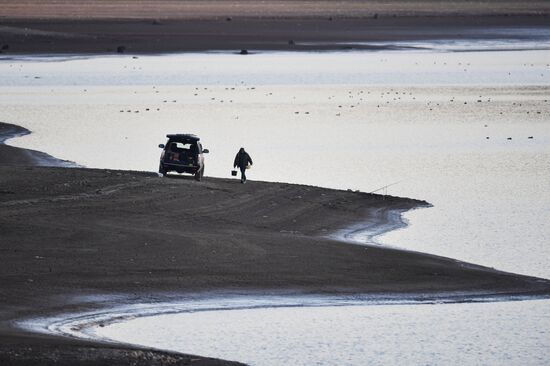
233,147,253,183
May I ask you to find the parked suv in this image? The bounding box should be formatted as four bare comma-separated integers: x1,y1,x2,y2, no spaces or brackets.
158,134,209,181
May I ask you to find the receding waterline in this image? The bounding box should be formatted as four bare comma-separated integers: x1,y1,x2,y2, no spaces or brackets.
18,292,549,344
329,206,430,248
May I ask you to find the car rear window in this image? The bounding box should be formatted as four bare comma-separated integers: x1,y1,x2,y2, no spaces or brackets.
170,142,194,150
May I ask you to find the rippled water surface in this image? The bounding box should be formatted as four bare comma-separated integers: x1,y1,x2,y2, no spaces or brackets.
96,299,550,366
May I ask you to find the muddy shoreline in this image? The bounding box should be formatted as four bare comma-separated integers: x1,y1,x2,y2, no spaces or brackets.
1,121,550,364
1,7,549,54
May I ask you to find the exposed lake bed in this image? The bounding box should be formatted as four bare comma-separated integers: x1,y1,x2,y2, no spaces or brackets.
1,13,550,366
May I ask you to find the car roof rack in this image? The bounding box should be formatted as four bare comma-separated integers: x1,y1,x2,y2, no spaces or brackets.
166,134,200,141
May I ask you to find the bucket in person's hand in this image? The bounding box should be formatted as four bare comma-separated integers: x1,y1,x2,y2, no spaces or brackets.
231,170,237,176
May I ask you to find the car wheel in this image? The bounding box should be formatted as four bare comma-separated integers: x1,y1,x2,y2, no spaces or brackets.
159,163,166,176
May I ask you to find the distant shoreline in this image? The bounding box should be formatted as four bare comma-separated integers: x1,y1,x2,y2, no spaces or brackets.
1,13,549,54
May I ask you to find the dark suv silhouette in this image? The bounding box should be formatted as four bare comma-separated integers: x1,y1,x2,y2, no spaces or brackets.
158,134,209,181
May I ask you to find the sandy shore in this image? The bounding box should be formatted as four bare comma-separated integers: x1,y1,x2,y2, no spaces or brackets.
0,1,549,54
1,121,550,364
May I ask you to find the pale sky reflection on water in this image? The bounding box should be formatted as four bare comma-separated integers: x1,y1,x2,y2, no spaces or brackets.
96,299,550,366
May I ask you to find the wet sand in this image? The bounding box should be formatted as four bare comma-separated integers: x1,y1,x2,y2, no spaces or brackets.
1,121,550,364
0,1,549,54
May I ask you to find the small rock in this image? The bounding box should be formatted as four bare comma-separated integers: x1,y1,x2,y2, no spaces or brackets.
239,49,249,55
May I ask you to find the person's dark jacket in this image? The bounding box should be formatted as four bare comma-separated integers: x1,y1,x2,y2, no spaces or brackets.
234,148,253,169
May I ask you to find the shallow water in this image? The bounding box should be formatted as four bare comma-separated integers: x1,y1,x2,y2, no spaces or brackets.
96,299,550,366
1,49,549,86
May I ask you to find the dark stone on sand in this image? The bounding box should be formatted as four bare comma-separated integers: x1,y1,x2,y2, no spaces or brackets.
116,45,126,53
239,49,248,55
